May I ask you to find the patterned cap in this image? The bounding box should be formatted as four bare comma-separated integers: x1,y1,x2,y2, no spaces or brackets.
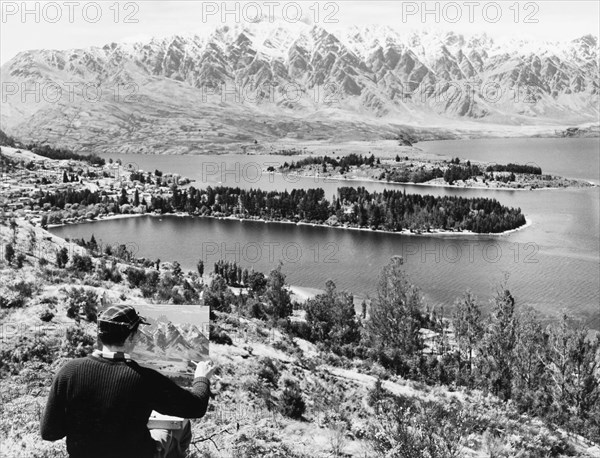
98,305,150,330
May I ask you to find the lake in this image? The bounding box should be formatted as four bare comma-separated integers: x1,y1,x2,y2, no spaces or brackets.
51,137,600,328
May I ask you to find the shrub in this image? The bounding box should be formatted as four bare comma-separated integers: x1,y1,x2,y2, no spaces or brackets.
366,396,467,458
56,247,69,268
0,293,24,309
125,267,147,288
0,335,55,375
209,324,233,345
280,379,305,419
12,280,36,298
40,296,58,306
96,260,122,283
39,309,55,322
15,252,26,268
4,242,15,264
257,357,280,387
65,287,98,322
140,270,159,297
61,325,95,358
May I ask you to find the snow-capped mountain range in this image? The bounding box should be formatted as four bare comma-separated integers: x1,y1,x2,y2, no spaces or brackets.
134,314,209,361
1,23,598,153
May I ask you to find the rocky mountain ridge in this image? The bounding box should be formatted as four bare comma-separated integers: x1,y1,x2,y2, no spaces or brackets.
1,23,598,153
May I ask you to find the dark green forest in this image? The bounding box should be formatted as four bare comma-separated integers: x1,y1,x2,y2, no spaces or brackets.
38,185,526,233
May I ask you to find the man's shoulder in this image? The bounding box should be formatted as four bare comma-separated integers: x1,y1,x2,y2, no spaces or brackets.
56,355,156,380
57,355,95,372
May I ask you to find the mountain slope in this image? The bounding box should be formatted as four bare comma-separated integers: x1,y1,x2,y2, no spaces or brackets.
1,24,598,153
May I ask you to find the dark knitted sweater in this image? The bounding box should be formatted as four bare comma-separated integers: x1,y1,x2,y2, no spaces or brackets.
40,355,210,458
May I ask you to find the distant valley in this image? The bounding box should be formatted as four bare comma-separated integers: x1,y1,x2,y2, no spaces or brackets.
1,23,598,154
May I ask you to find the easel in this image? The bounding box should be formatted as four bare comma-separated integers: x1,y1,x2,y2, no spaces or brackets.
147,411,186,430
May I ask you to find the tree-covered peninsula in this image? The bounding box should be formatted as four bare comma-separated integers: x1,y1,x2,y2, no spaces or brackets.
39,185,526,234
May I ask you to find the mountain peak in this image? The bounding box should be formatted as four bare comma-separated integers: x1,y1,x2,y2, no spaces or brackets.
1,25,598,151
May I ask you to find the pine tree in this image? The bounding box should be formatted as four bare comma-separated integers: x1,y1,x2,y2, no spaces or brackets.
265,263,292,319
4,243,15,265
118,188,128,206
367,256,423,356
479,284,518,400
89,234,98,252
545,314,600,421
56,247,69,268
512,308,549,411
452,290,483,384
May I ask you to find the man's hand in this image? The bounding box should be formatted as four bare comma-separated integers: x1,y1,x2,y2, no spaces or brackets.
193,360,217,380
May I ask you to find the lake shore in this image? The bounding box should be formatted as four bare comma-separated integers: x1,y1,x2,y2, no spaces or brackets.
276,171,596,191
48,211,531,237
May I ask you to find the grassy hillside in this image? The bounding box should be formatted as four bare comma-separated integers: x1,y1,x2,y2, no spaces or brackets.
1,218,599,458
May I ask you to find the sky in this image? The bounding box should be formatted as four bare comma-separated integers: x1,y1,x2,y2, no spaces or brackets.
1,1,599,65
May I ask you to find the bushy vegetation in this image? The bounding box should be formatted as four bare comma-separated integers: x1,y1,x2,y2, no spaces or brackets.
0,129,17,147
1,216,598,456
486,163,542,175
27,143,105,166
284,152,379,172
385,166,444,183
38,184,527,233
280,379,306,420
64,287,98,322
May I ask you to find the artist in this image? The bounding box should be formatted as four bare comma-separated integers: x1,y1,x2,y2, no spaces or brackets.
41,304,216,458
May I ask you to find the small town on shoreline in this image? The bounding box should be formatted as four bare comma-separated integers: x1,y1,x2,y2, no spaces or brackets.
0,133,593,233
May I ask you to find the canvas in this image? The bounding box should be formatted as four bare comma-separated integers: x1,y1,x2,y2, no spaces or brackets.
97,303,210,380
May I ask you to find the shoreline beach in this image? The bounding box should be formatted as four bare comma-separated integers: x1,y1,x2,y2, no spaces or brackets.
47,211,531,237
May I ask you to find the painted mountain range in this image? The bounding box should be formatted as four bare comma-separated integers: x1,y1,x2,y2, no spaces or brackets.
134,314,209,363
1,22,598,153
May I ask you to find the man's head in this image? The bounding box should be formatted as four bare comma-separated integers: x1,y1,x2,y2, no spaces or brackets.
97,305,149,348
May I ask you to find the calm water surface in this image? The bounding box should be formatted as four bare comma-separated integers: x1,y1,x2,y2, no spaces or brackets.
52,138,600,327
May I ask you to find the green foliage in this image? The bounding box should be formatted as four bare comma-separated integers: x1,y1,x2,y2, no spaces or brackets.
264,264,292,320
367,257,424,357
209,324,233,345
367,395,467,458
0,279,36,308
280,379,305,420
478,285,518,400
0,335,55,375
247,270,267,295
15,252,26,268
204,275,234,312
39,309,55,322
544,314,600,430
4,242,15,264
511,309,549,414
125,267,147,288
213,260,242,286
140,270,159,297
29,143,105,166
486,163,542,175
61,325,95,358
56,247,69,268
96,259,122,283
70,253,93,273
443,164,482,184
65,287,98,322
386,166,444,184
257,357,280,388
452,290,483,384
304,279,360,350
